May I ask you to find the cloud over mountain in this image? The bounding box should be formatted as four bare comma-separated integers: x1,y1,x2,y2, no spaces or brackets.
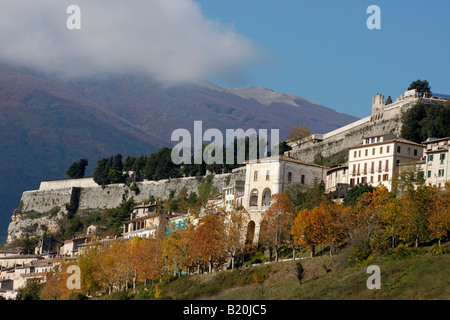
0,0,259,84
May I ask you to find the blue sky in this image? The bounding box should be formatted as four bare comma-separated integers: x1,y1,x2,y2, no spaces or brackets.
197,0,450,118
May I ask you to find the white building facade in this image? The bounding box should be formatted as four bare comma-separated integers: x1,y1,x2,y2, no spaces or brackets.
423,137,450,187
347,134,424,191
242,155,328,244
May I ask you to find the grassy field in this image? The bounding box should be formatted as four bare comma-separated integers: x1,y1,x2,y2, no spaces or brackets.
127,250,449,300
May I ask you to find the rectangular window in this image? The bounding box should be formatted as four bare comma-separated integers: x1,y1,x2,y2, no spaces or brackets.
380,147,383,154
350,178,355,187
353,164,356,174
414,149,418,156
254,171,258,181
372,148,375,155
370,176,374,183
358,150,361,157
428,154,434,162
379,161,382,171
397,146,401,153
365,149,368,156
354,151,357,158
440,153,446,164
287,172,292,183
387,146,390,153
357,164,360,173
385,159,389,170
408,148,411,155
364,163,367,173
371,162,374,172
301,175,305,184
378,175,381,182
383,174,389,181
266,170,270,181
428,170,431,178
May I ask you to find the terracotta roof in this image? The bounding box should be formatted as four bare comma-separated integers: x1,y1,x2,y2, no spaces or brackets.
348,138,424,150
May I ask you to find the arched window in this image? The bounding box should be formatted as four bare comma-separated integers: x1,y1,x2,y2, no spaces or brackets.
250,189,259,207
261,187,271,207
253,171,258,181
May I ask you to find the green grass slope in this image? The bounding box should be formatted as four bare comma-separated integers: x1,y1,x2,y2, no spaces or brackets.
136,253,449,300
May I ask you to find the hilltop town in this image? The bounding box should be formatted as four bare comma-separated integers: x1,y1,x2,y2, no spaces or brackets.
1,86,449,300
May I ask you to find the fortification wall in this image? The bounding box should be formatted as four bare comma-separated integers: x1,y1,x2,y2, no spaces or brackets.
7,170,246,243
77,172,245,212
291,113,404,163
290,97,419,162
20,188,73,213
39,177,98,191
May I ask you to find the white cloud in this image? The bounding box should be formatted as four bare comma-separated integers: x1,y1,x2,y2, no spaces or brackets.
0,0,259,84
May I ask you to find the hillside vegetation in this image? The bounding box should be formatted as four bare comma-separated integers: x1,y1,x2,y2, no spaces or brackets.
109,247,450,300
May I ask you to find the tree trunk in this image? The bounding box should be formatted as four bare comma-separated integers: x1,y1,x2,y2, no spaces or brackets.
275,247,279,262
311,246,315,258
415,238,419,247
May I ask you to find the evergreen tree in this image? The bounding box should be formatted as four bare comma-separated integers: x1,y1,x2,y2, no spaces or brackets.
66,159,88,179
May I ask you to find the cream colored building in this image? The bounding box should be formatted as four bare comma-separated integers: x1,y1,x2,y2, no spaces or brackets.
325,164,349,200
242,155,328,244
423,137,450,187
222,180,245,212
347,134,424,191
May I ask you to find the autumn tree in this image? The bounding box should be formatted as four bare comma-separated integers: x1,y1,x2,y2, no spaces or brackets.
224,207,250,269
41,259,73,300
428,182,450,245
77,245,103,296
137,237,163,284
162,229,186,277
399,185,437,247
291,207,322,257
319,201,352,255
287,125,311,148
259,193,295,261
191,204,227,273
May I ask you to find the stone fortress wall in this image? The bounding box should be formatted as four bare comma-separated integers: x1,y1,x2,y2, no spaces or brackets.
7,169,246,243
289,89,447,163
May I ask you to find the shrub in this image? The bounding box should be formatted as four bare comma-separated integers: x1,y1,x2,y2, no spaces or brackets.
428,243,450,256
295,262,305,284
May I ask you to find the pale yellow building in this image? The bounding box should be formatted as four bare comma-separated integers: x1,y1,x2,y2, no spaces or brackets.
347,134,424,191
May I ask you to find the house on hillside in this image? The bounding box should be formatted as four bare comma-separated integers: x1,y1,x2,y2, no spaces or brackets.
241,154,328,245
346,134,424,191
422,137,450,187
325,164,349,200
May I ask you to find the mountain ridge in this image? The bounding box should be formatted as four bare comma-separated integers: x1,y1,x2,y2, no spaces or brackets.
0,65,359,242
